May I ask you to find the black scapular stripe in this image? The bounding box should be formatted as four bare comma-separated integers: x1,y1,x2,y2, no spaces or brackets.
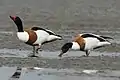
81,34,106,42
31,27,56,35
100,36,113,39
31,27,62,38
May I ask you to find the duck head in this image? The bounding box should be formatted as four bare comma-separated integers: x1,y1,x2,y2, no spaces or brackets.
10,16,24,32
58,42,73,57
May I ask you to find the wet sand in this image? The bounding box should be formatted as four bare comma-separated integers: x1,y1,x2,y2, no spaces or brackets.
0,48,119,70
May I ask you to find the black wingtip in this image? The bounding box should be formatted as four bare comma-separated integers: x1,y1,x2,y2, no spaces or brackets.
100,36,114,40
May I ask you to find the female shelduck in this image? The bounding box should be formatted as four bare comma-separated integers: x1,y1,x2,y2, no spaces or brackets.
9,15,62,57
58,33,113,57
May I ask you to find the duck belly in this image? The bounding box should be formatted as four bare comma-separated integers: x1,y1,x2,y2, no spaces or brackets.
17,32,29,42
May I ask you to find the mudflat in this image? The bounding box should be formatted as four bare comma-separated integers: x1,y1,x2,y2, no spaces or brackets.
0,0,120,80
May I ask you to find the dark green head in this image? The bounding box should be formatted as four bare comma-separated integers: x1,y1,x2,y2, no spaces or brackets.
58,42,73,57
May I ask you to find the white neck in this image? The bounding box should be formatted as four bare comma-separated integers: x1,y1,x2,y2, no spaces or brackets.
17,31,29,42
72,42,80,50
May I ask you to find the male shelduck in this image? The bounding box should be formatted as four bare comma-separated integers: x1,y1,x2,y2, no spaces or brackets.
58,33,113,57
9,16,62,57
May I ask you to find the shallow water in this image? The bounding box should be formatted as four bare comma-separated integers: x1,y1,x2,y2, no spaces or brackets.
0,67,119,80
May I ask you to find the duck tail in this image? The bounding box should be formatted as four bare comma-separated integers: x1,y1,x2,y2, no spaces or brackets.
55,35,63,40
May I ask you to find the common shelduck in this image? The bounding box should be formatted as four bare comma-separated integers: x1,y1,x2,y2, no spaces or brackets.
9,16,62,57
58,33,113,57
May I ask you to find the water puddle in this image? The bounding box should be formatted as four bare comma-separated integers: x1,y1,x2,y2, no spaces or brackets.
0,67,119,80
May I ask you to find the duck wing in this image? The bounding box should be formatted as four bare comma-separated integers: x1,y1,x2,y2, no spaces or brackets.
80,33,107,42
31,27,56,35
80,33,113,39
99,36,113,40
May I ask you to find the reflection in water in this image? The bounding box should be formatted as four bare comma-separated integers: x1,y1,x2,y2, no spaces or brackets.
0,67,119,80
9,67,22,80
